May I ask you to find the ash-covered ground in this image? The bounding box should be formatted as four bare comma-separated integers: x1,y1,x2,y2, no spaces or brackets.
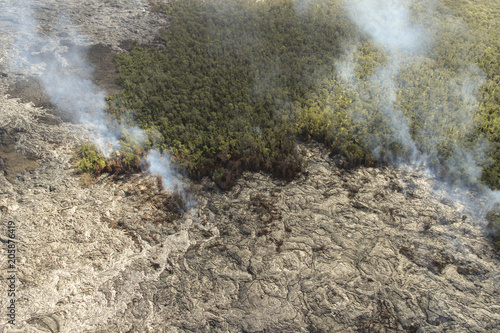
0,1,499,332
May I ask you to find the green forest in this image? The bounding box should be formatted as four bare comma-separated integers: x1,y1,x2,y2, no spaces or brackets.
80,0,499,230
105,0,374,189
101,0,499,190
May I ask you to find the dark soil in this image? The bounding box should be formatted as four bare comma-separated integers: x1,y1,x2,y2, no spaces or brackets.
0,133,39,183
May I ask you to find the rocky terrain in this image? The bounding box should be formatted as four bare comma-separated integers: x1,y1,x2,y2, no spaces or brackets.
1,1,499,332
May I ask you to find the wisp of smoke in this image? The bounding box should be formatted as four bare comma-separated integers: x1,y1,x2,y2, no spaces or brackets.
146,149,176,191
346,0,427,54
3,0,121,155
146,150,194,208
38,37,122,155
338,0,427,163
2,0,184,199
338,0,498,218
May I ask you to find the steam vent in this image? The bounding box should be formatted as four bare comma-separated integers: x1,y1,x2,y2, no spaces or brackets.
1,0,499,332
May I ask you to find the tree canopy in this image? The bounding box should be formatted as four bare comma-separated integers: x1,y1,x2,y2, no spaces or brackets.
105,0,499,191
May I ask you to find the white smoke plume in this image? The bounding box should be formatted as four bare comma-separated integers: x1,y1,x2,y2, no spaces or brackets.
346,0,427,54
3,0,121,155
337,0,428,162
146,150,176,191
38,37,123,156
1,0,184,198
337,0,499,218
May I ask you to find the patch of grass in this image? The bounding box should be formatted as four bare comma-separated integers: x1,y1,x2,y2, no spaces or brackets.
78,172,95,187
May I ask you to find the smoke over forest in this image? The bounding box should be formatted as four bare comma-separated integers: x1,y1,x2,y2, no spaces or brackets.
3,0,500,230
338,0,496,212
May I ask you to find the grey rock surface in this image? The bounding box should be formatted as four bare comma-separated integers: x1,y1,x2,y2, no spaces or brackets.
0,1,499,332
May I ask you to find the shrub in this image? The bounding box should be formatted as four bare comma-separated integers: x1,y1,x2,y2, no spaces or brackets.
76,142,147,177
76,144,106,174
